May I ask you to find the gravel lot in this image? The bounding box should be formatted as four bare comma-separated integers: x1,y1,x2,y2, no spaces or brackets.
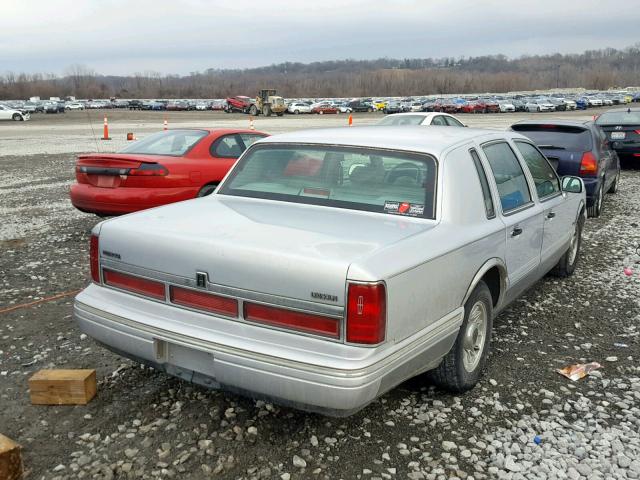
1,110,639,480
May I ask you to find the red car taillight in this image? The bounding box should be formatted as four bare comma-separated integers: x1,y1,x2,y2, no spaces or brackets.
346,283,386,345
170,286,238,317
243,303,340,339
634,130,640,135
103,269,166,300
579,152,598,176
90,234,100,283
128,164,168,176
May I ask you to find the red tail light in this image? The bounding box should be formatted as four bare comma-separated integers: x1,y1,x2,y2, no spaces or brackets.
170,286,238,317
243,303,340,338
634,130,640,135
346,283,386,344
90,234,100,283
128,164,168,176
103,269,166,300
579,152,598,176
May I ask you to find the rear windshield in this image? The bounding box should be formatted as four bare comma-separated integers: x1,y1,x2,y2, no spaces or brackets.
378,115,425,126
219,144,437,219
511,125,592,151
596,111,640,125
120,129,207,156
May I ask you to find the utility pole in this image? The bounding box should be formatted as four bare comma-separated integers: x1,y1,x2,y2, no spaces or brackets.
556,64,560,89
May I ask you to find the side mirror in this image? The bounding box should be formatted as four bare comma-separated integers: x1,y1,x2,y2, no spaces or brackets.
562,176,584,194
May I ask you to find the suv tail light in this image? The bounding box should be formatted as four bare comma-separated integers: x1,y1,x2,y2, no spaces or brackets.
128,164,168,176
579,152,598,176
346,283,386,344
90,234,100,283
634,130,640,135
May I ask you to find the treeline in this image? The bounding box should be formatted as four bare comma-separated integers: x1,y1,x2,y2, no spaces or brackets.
2,45,640,100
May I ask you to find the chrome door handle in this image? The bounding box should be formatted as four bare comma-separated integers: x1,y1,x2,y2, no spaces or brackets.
547,211,556,219
511,227,523,237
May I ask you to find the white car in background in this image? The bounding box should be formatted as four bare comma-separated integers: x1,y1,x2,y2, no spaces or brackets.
525,99,555,112
333,102,353,113
587,97,603,107
563,99,577,110
65,102,85,110
498,101,516,113
287,102,312,114
0,104,30,121
377,112,466,127
410,102,423,112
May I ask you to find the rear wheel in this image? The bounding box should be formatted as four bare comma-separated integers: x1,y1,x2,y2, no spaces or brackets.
263,106,271,117
587,184,604,217
197,183,218,197
608,169,620,193
294,110,300,115
551,213,584,277
249,105,258,116
429,281,493,392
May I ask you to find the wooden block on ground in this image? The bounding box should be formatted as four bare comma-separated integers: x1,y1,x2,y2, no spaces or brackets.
28,369,97,405
0,434,23,480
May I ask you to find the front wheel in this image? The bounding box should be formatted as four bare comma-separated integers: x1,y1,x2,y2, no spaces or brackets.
249,105,258,116
429,281,493,392
12,113,22,121
551,213,584,277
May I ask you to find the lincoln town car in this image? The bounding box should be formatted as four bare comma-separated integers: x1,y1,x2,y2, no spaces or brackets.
74,127,586,416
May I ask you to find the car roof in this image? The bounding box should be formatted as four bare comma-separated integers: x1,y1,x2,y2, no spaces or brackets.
257,126,526,157
601,107,640,113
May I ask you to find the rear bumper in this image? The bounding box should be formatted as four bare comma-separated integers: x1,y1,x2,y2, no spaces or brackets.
73,285,461,416
70,183,196,215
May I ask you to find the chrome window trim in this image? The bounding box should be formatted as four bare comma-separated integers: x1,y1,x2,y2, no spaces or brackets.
469,148,497,219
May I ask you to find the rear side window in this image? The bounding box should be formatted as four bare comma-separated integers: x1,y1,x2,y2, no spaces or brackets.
482,142,532,213
445,116,464,127
470,149,495,218
210,135,251,158
431,116,447,126
511,124,592,151
377,115,424,126
239,134,265,148
514,141,560,199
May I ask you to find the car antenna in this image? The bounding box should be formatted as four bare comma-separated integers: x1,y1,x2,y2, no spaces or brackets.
85,108,100,152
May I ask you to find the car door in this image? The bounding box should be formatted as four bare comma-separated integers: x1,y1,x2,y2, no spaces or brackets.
481,141,544,293
595,126,618,190
512,140,569,270
0,106,10,120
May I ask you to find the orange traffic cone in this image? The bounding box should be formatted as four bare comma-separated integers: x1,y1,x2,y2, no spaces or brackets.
102,116,111,140
249,116,255,130
163,118,168,131
348,114,353,127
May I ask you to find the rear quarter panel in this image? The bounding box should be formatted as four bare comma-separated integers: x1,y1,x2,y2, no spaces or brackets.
348,144,506,344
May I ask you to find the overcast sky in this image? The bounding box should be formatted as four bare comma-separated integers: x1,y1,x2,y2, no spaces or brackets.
2,0,639,76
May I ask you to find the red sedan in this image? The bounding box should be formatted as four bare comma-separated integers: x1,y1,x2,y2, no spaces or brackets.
70,128,268,216
312,103,338,114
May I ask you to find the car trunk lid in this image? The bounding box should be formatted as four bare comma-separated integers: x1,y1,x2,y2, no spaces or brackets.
97,196,434,308
76,153,165,188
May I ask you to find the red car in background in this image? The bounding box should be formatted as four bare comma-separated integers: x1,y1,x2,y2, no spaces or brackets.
312,103,339,114
70,128,268,216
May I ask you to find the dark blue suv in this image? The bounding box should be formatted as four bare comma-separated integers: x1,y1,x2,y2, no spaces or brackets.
511,120,620,217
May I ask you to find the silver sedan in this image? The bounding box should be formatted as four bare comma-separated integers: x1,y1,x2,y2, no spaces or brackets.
74,126,587,416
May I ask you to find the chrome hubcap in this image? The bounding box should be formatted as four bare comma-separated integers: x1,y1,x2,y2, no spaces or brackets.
462,301,487,372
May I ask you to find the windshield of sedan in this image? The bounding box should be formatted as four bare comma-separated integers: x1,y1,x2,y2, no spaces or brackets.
596,111,640,125
120,129,207,156
377,115,425,126
219,144,437,219
511,125,592,151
